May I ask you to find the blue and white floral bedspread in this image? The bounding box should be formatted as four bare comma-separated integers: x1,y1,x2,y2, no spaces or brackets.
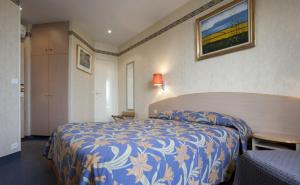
44,111,251,185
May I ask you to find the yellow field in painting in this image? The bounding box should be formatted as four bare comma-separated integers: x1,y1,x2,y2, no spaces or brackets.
203,22,248,46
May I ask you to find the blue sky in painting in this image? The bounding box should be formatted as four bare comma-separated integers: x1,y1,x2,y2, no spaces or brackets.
202,10,248,37
201,0,248,36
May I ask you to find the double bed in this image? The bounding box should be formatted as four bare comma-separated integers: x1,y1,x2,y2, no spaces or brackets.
44,92,300,185
45,111,251,185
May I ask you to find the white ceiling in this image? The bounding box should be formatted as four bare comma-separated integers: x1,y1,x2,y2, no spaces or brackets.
21,0,190,46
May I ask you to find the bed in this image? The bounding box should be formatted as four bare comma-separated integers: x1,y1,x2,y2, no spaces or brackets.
44,110,251,185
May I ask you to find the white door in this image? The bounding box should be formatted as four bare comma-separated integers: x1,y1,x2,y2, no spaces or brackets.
21,42,25,138
94,59,118,122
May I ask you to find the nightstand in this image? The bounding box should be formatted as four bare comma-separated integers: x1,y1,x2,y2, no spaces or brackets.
149,114,159,119
252,132,300,152
112,111,135,121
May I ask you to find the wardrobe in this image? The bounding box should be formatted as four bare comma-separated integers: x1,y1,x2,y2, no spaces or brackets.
31,22,69,136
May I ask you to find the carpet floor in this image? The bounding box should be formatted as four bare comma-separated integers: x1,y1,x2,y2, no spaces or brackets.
0,140,56,185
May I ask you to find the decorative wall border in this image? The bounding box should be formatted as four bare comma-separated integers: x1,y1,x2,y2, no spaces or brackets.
10,0,19,5
119,0,224,55
68,30,119,56
17,0,224,57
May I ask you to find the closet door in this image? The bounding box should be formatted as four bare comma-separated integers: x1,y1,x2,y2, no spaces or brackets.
48,23,69,55
48,54,68,133
31,26,48,56
31,55,49,135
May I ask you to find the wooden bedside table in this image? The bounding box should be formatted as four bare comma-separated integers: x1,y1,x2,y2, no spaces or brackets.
149,114,159,119
252,132,300,152
112,111,135,121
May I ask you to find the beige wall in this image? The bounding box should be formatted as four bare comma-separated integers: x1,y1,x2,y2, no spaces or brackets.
0,0,21,157
68,23,118,122
118,0,300,118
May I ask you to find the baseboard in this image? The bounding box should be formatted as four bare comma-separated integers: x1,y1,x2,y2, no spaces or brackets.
0,151,21,164
22,135,49,142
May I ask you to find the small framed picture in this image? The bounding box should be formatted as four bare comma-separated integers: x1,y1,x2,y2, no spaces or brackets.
195,0,255,60
77,45,93,74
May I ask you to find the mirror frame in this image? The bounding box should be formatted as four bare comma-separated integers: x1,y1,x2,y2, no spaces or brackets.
126,61,135,111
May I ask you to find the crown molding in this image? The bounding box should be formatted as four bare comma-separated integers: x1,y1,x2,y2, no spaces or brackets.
119,0,224,56
17,0,223,57
10,0,20,5
68,31,119,56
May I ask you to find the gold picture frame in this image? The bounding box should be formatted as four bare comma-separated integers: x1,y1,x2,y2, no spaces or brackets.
77,45,93,74
195,0,255,60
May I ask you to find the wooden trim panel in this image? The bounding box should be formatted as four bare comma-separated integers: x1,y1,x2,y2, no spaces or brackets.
253,132,300,144
149,92,300,136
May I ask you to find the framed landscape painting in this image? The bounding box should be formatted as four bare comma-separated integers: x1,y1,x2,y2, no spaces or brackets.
77,45,93,74
195,0,255,60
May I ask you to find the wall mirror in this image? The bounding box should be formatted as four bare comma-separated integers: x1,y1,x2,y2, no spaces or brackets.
126,62,135,111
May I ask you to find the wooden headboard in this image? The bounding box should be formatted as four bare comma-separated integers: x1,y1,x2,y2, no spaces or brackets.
149,92,300,136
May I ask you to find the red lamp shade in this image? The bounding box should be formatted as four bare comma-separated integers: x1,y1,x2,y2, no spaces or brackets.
152,73,164,86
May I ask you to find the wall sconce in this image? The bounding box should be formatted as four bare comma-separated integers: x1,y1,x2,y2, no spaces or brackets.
152,73,165,90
